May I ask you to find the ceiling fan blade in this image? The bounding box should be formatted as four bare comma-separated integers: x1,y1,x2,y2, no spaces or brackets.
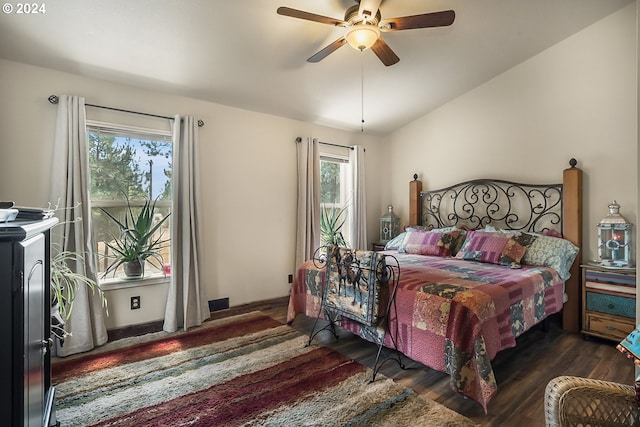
307,37,348,63
357,0,382,22
381,10,455,31
371,38,399,66
277,7,346,26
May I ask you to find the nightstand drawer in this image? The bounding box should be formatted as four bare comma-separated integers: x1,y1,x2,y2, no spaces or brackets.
584,312,635,340
585,269,636,286
585,291,635,318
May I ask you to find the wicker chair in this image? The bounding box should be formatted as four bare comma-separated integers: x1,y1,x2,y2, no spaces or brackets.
545,376,640,427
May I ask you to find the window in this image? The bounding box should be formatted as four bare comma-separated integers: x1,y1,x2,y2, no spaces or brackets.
320,154,351,246
87,122,172,281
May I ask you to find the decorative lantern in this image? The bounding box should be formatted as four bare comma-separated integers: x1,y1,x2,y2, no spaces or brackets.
379,205,400,244
597,200,633,268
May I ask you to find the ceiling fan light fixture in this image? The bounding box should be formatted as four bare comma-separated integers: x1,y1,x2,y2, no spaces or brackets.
345,24,380,51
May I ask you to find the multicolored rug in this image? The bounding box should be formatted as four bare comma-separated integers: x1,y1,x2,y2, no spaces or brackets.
53,311,477,427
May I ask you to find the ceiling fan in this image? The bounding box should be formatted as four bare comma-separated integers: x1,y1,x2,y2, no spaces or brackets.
277,0,455,66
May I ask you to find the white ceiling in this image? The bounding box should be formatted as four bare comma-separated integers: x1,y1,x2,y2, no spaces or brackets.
0,0,633,135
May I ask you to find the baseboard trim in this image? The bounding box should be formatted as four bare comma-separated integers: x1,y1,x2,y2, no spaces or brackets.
106,296,290,342
107,319,165,342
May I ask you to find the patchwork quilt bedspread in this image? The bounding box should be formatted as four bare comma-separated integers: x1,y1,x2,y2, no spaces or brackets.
287,251,564,412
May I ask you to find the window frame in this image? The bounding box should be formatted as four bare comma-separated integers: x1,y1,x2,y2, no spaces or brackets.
319,151,352,246
86,120,173,289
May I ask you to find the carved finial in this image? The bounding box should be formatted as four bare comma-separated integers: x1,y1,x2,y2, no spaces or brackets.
569,158,577,168
413,173,418,181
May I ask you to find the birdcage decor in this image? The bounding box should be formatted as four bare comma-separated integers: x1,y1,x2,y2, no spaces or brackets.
597,200,633,268
379,205,400,244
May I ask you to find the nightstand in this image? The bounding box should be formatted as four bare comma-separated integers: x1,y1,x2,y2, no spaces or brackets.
581,263,636,342
371,242,386,252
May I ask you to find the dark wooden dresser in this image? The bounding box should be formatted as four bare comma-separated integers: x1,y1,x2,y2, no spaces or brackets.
0,218,58,427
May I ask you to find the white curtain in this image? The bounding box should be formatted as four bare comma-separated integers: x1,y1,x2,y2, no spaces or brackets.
50,95,108,356
163,116,209,332
295,137,321,269
349,145,368,249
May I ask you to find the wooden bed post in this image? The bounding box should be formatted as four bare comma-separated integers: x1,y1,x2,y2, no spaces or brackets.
562,158,583,333
409,174,422,226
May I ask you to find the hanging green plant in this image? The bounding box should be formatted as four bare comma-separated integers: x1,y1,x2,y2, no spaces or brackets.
48,209,108,342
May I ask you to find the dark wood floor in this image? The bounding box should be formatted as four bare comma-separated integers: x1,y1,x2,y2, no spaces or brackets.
212,297,634,427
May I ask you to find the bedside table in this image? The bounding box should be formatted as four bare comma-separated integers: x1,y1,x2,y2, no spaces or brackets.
371,242,386,252
581,263,636,342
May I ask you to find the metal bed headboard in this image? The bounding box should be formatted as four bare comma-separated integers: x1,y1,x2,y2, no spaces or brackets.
419,177,563,234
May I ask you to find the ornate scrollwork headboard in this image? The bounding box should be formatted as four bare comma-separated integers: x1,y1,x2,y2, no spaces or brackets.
419,178,563,234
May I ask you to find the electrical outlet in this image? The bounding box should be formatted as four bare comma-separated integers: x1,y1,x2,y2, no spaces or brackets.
131,296,141,310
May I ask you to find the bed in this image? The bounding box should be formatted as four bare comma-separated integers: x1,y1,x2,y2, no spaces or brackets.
287,159,583,412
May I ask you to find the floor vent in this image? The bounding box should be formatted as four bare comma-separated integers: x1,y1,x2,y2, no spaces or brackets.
209,297,230,312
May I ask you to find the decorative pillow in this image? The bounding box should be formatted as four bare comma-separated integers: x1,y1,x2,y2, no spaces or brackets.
542,229,563,238
498,232,537,268
405,225,431,231
439,229,465,255
456,231,514,264
399,229,463,257
384,232,407,250
521,235,579,281
406,225,458,232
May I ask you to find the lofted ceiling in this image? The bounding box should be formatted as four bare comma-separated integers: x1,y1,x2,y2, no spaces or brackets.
0,0,633,135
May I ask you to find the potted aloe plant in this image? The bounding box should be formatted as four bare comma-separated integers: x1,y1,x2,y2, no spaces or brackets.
320,204,349,247
100,196,170,278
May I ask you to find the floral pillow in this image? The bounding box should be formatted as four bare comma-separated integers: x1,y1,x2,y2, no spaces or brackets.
521,235,579,280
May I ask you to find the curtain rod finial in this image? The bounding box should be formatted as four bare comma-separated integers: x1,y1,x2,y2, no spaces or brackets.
48,95,59,104
197,119,204,127
295,137,302,143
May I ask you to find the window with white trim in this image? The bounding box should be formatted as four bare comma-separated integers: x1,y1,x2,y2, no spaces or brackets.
86,121,172,281
320,153,352,246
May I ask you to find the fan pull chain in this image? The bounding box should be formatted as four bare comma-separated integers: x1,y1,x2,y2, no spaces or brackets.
360,52,365,133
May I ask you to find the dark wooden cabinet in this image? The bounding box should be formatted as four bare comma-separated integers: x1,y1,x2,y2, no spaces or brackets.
0,218,58,427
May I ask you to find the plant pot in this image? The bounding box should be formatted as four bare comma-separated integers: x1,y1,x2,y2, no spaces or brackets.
124,260,144,278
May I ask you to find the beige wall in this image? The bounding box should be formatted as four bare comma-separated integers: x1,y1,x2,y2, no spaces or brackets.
389,3,637,266
0,58,390,328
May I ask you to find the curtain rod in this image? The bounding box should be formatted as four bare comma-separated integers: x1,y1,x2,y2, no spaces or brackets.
295,136,354,150
48,95,204,127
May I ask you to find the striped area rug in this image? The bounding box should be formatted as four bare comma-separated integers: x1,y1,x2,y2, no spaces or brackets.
53,311,477,427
